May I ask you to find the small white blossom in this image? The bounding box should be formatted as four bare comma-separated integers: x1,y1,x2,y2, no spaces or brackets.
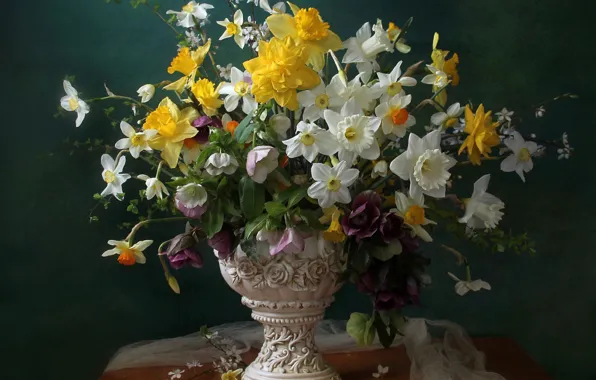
431,102,464,129
217,10,245,49
60,80,89,127
535,106,546,118
176,183,208,208
393,190,435,242
372,364,389,378
217,64,233,81
136,84,155,103
500,132,538,182
447,272,491,296
308,161,359,208
168,369,185,379
186,360,203,369
114,121,157,158
283,121,339,162
204,153,239,176
421,65,448,88
102,239,153,265
167,2,213,28
371,61,417,102
459,174,504,230
371,160,388,179
218,67,257,114
137,175,169,200
100,154,130,200
495,107,514,122
343,20,394,82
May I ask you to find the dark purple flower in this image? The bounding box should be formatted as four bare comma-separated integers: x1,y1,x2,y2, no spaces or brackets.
375,291,406,311
175,199,207,219
342,191,382,240
379,212,405,244
168,248,203,269
208,225,235,260
407,277,420,305
191,116,223,144
356,271,376,295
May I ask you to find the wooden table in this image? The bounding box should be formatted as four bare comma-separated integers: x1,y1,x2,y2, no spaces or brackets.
101,337,551,380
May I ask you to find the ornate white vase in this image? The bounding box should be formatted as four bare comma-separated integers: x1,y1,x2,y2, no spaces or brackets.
218,232,346,380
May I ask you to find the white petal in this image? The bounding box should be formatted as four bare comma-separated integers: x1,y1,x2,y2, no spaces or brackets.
500,154,518,172
63,80,77,96
297,90,317,107
338,168,360,186
242,95,257,114
233,9,243,26
398,76,417,86
360,141,380,160
75,110,87,127
389,152,410,180
219,83,235,95
115,138,131,150
421,74,436,85
115,156,126,173
471,174,490,199
431,112,448,126
307,181,327,199
101,248,120,257
131,240,153,251
323,109,342,135
454,282,470,296
336,187,351,204
311,163,331,182
101,154,114,170
314,132,339,156
224,94,240,112
120,121,135,137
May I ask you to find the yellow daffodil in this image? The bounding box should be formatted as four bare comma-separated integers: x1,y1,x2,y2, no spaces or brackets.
458,104,500,165
319,206,346,243
244,36,320,110
221,368,243,380
266,3,342,71
102,239,153,266
143,97,199,168
429,32,459,106
191,78,223,116
164,40,212,93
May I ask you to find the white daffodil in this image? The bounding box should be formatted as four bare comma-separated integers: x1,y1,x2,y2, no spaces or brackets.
495,107,514,122
371,61,417,102
136,84,155,103
500,132,538,182
259,0,286,14
459,174,505,230
167,1,213,28
326,73,379,112
102,239,153,266
421,65,448,89
60,80,89,127
218,67,256,114
371,160,388,179
114,121,157,158
307,161,359,208
283,121,339,162
176,183,208,208
270,113,291,139
430,102,464,129
204,153,239,175
389,130,456,198
343,20,394,82
137,175,169,200
375,93,416,138
216,10,245,49
394,190,435,242
447,272,491,296
297,81,330,122
100,154,130,200
324,98,382,164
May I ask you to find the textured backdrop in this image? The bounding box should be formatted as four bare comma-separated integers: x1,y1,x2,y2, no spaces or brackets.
2,0,595,379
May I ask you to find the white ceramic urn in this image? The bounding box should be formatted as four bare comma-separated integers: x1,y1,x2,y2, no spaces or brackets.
218,232,346,380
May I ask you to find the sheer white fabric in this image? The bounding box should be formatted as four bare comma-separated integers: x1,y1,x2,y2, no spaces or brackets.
105,319,506,380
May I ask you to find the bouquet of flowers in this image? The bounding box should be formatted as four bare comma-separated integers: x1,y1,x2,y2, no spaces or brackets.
59,0,575,358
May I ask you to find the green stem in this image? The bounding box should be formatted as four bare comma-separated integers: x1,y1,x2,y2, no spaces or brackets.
126,216,189,245
87,95,153,113
155,160,164,179
456,156,504,166
144,3,180,36
370,173,395,191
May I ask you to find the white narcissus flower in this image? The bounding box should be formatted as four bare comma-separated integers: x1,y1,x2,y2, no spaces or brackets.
297,81,330,122
283,121,339,163
100,154,130,200
431,102,464,129
447,272,491,296
389,130,456,198
326,73,379,112
393,190,436,242
216,10,245,49
500,132,538,182
374,93,416,138
372,61,417,102
60,80,90,127
137,175,169,200
246,146,279,183
114,121,157,158
101,239,153,265
371,160,388,179
204,153,239,175
270,114,291,139
459,174,504,230
307,161,359,208
176,183,208,208
343,21,394,82
421,65,448,88
495,107,514,122
218,67,256,114
324,98,382,164
137,84,155,103
167,2,214,28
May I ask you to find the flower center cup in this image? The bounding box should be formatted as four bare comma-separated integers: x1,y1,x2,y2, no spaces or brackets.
182,2,195,13
518,147,531,162
326,178,341,191
390,107,409,125
405,205,425,225
226,120,239,135
315,93,329,109
130,134,144,146
295,8,330,41
103,170,116,184
445,117,458,128
344,127,358,141
387,82,403,96
117,249,136,266
68,97,79,111
226,22,240,36
234,80,250,96
300,132,316,146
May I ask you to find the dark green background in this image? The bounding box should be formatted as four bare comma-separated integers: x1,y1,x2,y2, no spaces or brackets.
3,0,595,379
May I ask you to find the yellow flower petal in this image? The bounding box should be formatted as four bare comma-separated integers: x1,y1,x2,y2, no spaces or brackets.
163,76,189,93
266,14,298,39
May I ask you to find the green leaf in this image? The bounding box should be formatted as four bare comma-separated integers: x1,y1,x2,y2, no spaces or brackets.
217,177,229,192
370,241,402,261
223,201,242,218
234,114,254,143
390,311,407,335
239,176,265,220
277,187,307,208
202,202,224,238
299,209,325,229
347,313,376,346
244,214,268,239
167,177,191,187
196,145,218,167
265,201,287,217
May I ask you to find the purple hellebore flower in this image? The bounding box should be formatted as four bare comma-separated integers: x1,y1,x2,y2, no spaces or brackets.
270,228,305,255
175,199,207,219
374,291,406,311
246,146,279,184
342,191,382,240
379,212,406,244
191,116,222,144
168,248,204,269
208,225,235,260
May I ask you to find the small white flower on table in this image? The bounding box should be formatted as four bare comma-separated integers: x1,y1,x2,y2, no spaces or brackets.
447,272,491,296
168,368,185,379
186,360,203,368
372,364,389,378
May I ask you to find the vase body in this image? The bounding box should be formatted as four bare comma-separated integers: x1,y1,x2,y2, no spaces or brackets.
218,233,345,380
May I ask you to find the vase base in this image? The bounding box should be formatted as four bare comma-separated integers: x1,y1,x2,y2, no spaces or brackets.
243,365,341,380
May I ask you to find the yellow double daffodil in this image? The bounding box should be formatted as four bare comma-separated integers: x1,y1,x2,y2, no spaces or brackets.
458,104,500,165
430,32,460,106
164,39,212,93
